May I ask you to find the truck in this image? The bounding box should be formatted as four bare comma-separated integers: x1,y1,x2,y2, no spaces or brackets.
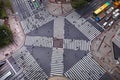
95,12,106,22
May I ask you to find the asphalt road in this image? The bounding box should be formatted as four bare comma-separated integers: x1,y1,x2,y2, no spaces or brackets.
76,0,111,18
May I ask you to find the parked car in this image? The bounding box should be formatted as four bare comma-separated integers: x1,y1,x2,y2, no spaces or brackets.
105,15,111,21
106,7,114,14
113,9,120,15
103,22,108,27
113,13,120,19
115,9,120,13
108,20,114,26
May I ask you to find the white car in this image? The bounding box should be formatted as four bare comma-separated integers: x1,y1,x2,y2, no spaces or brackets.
113,9,120,15
115,9,120,13
106,7,114,14
113,13,120,19
108,20,114,26
103,22,108,27
113,11,116,15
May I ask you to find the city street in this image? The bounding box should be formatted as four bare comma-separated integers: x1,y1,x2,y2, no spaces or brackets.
10,0,106,79
1,0,120,80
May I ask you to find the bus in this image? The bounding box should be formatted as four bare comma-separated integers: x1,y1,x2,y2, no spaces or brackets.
93,2,110,16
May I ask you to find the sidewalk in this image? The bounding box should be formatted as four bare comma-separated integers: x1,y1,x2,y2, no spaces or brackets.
0,9,25,60
91,21,120,73
47,2,73,16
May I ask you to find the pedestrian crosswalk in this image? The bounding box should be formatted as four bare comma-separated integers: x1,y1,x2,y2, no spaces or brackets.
54,17,64,38
64,53,106,80
64,39,91,51
20,14,54,34
50,48,64,76
12,46,48,80
65,11,80,24
66,12,101,41
25,36,53,48
75,21,101,41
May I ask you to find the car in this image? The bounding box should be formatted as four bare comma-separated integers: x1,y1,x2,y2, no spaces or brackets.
105,15,111,21
113,11,116,15
113,13,120,19
108,20,114,26
106,7,114,14
113,9,120,15
115,9,120,13
103,22,108,27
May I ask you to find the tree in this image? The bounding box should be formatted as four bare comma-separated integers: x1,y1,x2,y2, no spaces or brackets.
71,0,87,9
71,0,93,9
0,24,13,48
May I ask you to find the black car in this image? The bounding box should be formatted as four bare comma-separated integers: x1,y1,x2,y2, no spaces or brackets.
105,15,111,21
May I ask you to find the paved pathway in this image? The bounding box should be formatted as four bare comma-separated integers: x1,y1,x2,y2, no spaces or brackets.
47,1,73,16
91,20,120,76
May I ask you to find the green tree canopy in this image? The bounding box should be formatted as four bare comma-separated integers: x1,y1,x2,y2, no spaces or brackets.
71,0,87,9
0,24,13,48
71,0,93,9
